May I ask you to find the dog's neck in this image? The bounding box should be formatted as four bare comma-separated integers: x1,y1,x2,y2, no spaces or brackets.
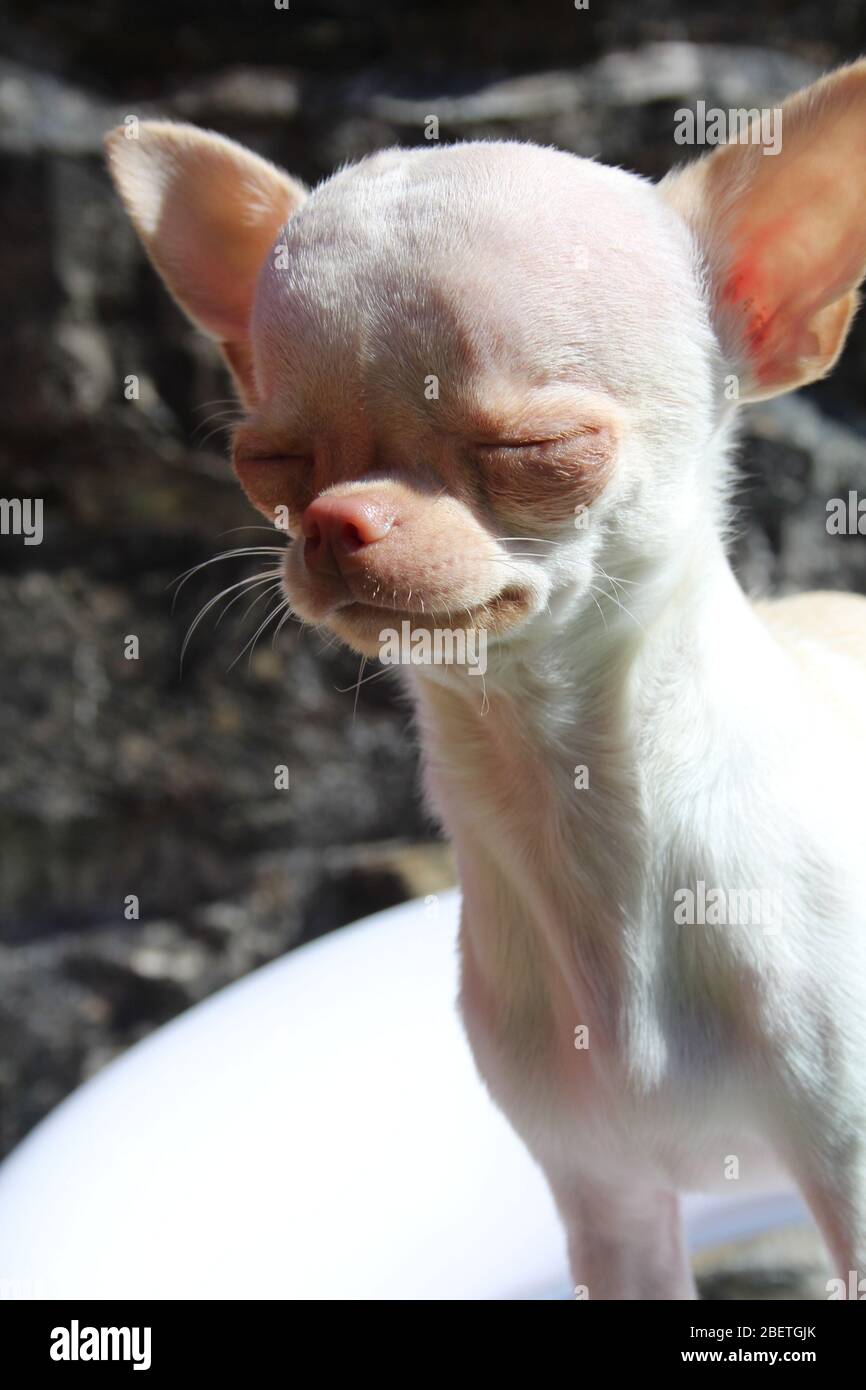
408,518,780,1046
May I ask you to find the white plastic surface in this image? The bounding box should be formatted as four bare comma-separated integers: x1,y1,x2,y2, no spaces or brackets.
0,891,808,1299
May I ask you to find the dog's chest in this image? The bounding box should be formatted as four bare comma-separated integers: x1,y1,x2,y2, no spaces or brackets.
418,681,768,1179
421,691,646,1073
453,818,765,1187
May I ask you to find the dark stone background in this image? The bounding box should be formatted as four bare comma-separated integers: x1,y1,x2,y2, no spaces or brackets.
0,0,864,1294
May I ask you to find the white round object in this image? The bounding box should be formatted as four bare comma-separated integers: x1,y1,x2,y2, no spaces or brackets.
0,892,807,1299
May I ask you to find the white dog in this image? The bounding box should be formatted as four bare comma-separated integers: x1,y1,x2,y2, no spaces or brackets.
107,59,866,1298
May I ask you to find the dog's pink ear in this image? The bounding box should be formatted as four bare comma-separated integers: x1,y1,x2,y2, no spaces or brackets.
105,121,307,403
662,60,866,401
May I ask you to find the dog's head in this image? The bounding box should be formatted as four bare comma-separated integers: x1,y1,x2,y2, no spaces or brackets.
106,63,866,660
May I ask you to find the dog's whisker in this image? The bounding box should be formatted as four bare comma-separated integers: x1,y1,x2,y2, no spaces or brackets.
351,657,367,720
216,525,289,538
587,585,610,631
334,663,395,695
271,600,300,648
223,574,285,629
169,547,286,607
227,593,289,672
593,574,644,631
594,564,639,592
196,420,241,449
179,570,281,671
499,536,562,546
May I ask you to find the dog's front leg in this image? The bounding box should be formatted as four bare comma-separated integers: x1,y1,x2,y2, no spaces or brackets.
784,1134,866,1297
548,1176,696,1300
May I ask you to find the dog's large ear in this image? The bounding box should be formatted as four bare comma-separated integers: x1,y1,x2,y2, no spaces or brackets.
661,60,866,402
105,121,307,404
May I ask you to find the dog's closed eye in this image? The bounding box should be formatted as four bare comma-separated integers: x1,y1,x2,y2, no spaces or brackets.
475,437,562,450
472,425,617,526
232,439,315,525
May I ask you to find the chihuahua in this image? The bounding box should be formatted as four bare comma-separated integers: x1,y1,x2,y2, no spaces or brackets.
106,59,866,1299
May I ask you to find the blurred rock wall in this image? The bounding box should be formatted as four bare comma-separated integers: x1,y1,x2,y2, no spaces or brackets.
1,0,865,1158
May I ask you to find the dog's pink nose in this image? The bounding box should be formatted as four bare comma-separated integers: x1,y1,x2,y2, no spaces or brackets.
302,493,395,572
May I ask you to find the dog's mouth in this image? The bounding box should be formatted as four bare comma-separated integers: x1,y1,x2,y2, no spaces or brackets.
281,534,536,657
319,586,533,656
